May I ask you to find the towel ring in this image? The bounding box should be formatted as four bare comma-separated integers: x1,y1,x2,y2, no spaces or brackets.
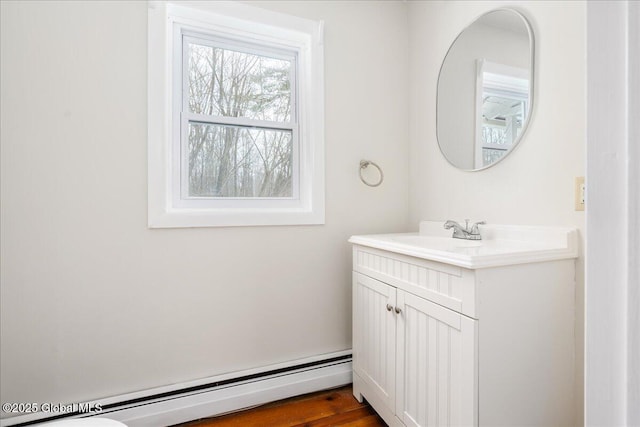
359,160,384,187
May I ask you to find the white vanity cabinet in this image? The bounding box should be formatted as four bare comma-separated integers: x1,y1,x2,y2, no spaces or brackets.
350,223,578,427
353,271,477,427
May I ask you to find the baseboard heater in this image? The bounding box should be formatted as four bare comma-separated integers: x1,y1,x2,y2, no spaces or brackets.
3,352,353,427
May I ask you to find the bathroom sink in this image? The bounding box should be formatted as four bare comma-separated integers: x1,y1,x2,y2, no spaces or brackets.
392,235,483,249
349,221,578,269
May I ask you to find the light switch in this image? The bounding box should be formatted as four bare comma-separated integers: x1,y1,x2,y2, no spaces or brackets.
575,177,585,211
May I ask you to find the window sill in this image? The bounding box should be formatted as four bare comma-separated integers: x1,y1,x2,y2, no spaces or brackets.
148,207,325,228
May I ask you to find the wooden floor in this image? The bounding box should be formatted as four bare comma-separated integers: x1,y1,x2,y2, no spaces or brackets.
174,385,386,427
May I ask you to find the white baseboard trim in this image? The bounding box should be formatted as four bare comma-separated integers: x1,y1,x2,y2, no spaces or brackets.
3,353,352,427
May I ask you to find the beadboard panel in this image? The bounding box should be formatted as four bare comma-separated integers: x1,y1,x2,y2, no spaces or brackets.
396,291,477,427
353,246,477,318
352,272,397,411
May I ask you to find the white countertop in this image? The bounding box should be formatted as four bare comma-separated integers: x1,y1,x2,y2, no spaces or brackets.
349,221,579,269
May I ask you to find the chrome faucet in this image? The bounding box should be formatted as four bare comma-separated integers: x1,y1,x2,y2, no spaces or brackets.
444,219,486,240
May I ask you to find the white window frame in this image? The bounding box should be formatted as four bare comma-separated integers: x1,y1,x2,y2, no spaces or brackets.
148,1,324,228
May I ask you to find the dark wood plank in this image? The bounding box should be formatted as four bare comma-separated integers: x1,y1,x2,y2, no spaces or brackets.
290,406,381,427
176,385,386,427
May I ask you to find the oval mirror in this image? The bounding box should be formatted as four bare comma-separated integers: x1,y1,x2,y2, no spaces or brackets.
437,9,534,171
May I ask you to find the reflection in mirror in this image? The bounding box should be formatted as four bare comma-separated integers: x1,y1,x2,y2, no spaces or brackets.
477,59,529,167
437,9,534,171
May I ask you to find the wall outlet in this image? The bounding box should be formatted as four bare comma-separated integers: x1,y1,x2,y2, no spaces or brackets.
575,176,585,211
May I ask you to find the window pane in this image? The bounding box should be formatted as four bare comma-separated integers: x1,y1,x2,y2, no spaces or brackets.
187,42,292,122
482,148,507,167
482,124,507,146
187,122,293,198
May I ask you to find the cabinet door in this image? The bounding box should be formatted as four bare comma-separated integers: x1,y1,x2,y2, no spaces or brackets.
396,290,478,427
353,272,397,410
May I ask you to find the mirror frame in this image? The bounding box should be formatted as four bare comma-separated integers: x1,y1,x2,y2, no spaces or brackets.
436,8,535,172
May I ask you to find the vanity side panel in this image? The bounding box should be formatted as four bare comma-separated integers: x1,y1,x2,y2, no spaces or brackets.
476,260,575,427
353,245,478,318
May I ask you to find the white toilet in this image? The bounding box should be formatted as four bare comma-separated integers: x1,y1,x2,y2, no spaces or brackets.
43,419,127,426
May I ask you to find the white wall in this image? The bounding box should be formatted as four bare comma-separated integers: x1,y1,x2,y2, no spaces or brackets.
0,0,409,415
407,1,586,424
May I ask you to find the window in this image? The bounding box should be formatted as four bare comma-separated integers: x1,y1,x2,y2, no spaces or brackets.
148,2,324,227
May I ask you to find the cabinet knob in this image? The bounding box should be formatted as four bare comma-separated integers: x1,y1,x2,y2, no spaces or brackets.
395,307,402,314
386,304,393,312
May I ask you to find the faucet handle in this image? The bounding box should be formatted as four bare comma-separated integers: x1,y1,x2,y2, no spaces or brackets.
470,221,486,233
